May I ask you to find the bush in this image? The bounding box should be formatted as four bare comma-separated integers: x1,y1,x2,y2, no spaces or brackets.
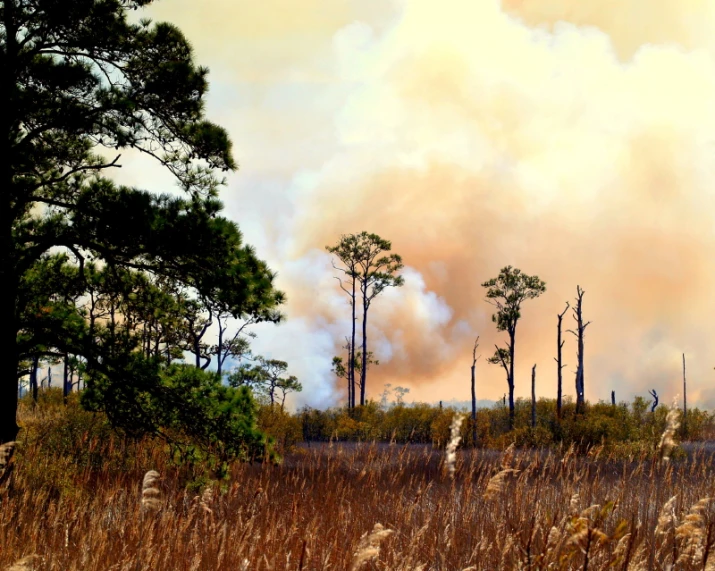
82,360,275,475
257,405,303,453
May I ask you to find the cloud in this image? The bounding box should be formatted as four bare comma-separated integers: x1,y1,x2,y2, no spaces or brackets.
137,0,715,408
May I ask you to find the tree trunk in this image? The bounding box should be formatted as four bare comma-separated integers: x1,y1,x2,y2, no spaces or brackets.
0,300,20,443
531,364,536,429
471,337,479,448
0,361,19,444
350,276,357,409
555,302,568,420
216,319,225,377
30,355,38,404
611,390,615,406
63,354,70,404
0,3,22,444
508,332,516,427
682,353,687,435
570,287,589,414
360,303,368,406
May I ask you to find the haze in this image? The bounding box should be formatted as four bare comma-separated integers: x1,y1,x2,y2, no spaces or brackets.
109,0,715,409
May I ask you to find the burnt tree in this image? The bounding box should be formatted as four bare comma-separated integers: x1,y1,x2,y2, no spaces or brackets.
470,337,480,447
568,286,590,413
554,302,569,420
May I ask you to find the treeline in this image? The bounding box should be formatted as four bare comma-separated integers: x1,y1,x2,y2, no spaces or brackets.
261,397,714,454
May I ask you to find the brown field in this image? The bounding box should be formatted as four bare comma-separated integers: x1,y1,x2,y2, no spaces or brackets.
4,419,715,571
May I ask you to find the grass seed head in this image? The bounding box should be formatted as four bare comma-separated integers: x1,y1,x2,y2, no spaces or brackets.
0,441,16,483
5,555,42,570
445,414,464,476
141,470,162,512
350,523,394,570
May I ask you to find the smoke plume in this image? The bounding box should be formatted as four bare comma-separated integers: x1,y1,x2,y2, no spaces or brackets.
133,0,715,408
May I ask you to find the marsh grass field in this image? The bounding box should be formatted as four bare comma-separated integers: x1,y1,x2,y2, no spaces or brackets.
4,402,715,570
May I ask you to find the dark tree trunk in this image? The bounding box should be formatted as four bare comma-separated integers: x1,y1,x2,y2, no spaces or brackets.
0,340,20,443
346,339,353,410
63,354,70,404
0,285,20,442
508,332,516,427
360,303,368,406
30,355,38,403
569,287,590,414
471,337,479,447
611,390,616,406
216,319,225,377
350,276,357,409
0,1,22,444
531,364,536,429
682,353,687,435
555,302,569,420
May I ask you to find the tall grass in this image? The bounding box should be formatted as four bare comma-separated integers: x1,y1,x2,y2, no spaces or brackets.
3,399,715,569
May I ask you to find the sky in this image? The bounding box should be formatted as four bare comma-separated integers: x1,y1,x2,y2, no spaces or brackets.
109,0,715,409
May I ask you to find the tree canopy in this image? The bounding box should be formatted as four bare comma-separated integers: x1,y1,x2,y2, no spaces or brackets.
482,266,545,426
1,0,284,447
327,232,403,407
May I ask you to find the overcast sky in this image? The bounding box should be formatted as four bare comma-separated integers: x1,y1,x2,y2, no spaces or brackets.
109,0,715,409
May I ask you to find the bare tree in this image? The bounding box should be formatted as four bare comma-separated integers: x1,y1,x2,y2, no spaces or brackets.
470,337,480,447
554,302,569,420
568,286,590,413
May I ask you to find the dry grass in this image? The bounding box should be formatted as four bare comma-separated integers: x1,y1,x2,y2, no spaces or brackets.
4,409,715,569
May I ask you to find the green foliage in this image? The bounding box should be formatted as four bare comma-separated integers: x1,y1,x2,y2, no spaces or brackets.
326,232,404,407
295,397,714,455
256,404,303,454
1,0,285,445
482,266,546,426
82,362,275,472
482,266,547,335
228,356,302,408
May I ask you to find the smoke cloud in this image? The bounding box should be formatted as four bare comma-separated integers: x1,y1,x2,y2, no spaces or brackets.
131,0,715,408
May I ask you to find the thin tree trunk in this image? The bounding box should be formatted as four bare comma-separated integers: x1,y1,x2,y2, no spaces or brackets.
611,390,615,406
531,364,537,429
30,355,38,403
555,302,569,420
508,333,516,427
360,303,368,406
216,319,225,377
569,287,590,414
350,276,357,409
63,354,69,404
346,339,353,409
683,353,687,435
471,337,479,447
